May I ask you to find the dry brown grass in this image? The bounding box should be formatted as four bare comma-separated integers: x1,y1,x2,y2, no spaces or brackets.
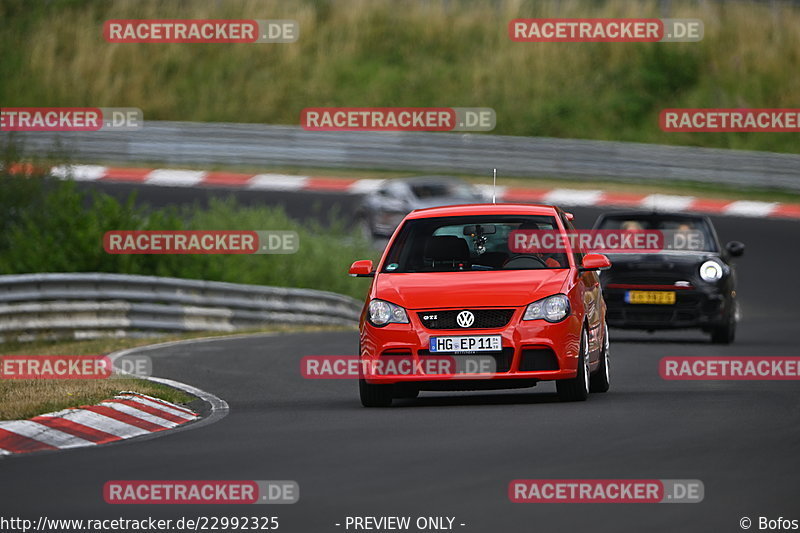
2,0,798,152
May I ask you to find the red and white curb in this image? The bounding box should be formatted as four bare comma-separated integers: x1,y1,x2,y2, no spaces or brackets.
0,392,197,455
10,163,800,220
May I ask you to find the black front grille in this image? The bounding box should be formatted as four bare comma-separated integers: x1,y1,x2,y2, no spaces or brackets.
380,349,412,356
606,274,686,285
418,347,513,372
417,309,515,330
519,348,559,371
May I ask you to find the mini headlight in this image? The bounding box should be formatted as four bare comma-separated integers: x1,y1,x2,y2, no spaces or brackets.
523,294,571,323
699,260,723,282
368,299,409,326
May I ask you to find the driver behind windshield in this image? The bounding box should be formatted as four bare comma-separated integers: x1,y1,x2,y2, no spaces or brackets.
382,216,569,273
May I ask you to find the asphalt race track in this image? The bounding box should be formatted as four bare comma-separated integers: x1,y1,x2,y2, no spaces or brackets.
1,186,798,532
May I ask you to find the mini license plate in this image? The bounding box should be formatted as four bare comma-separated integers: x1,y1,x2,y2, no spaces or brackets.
625,290,676,305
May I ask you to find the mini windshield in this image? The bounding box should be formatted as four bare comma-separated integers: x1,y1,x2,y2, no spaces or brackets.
381,215,570,273
596,215,718,252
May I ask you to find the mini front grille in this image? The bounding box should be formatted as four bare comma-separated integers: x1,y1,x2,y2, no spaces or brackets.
623,310,680,322
417,309,515,330
605,274,687,286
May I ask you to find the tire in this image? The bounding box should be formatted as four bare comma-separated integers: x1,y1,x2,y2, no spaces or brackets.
394,385,420,399
710,306,736,344
589,324,610,393
359,378,393,407
556,328,590,402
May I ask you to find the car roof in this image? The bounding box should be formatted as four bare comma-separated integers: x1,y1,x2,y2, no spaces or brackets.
405,203,561,219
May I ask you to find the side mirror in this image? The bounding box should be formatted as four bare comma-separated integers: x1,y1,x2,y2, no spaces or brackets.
349,259,375,277
565,212,575,221
579,253,611,272
725,241,745,257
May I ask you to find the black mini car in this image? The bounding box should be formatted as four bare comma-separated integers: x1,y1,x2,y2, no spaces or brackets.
592,212,744,344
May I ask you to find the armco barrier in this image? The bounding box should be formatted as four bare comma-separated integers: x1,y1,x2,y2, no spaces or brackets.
5,121,800,191
0,273,362,341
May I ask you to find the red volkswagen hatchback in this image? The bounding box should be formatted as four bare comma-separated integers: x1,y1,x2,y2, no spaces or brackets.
349,204,611,407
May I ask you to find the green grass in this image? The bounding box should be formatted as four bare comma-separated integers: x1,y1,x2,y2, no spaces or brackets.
1,0,799,154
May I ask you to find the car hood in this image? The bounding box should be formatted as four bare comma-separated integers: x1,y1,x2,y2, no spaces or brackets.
373,269,571,309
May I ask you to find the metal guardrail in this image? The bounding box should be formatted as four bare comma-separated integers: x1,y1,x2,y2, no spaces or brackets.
5,121,800,191
0,273,362,341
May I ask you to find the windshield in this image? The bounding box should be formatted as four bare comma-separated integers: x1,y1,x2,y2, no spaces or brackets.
596,215,718,252
381,215,570,273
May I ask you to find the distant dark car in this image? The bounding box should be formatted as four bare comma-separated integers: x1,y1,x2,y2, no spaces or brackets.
357,176,485,238
592,212,744,344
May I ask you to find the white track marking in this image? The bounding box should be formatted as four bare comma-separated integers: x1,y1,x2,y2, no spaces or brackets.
51,164,108,181
723,200,778,217
543,189,604,206
145,169,208,187
248,174,309,190
641,194,695,212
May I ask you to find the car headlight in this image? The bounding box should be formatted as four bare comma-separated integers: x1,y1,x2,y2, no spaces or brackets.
368,299,409,327
523,294,571,323
699,260,723,282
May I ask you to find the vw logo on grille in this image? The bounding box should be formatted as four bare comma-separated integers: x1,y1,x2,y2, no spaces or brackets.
456,310,475,328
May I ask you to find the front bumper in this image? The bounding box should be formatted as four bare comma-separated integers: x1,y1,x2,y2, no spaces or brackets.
359,308,582,385
603,286,731,330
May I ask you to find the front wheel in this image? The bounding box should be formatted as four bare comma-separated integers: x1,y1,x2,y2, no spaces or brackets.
710,309,736,345
359,378,393,407
589,324,610,393
557,329,590,402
